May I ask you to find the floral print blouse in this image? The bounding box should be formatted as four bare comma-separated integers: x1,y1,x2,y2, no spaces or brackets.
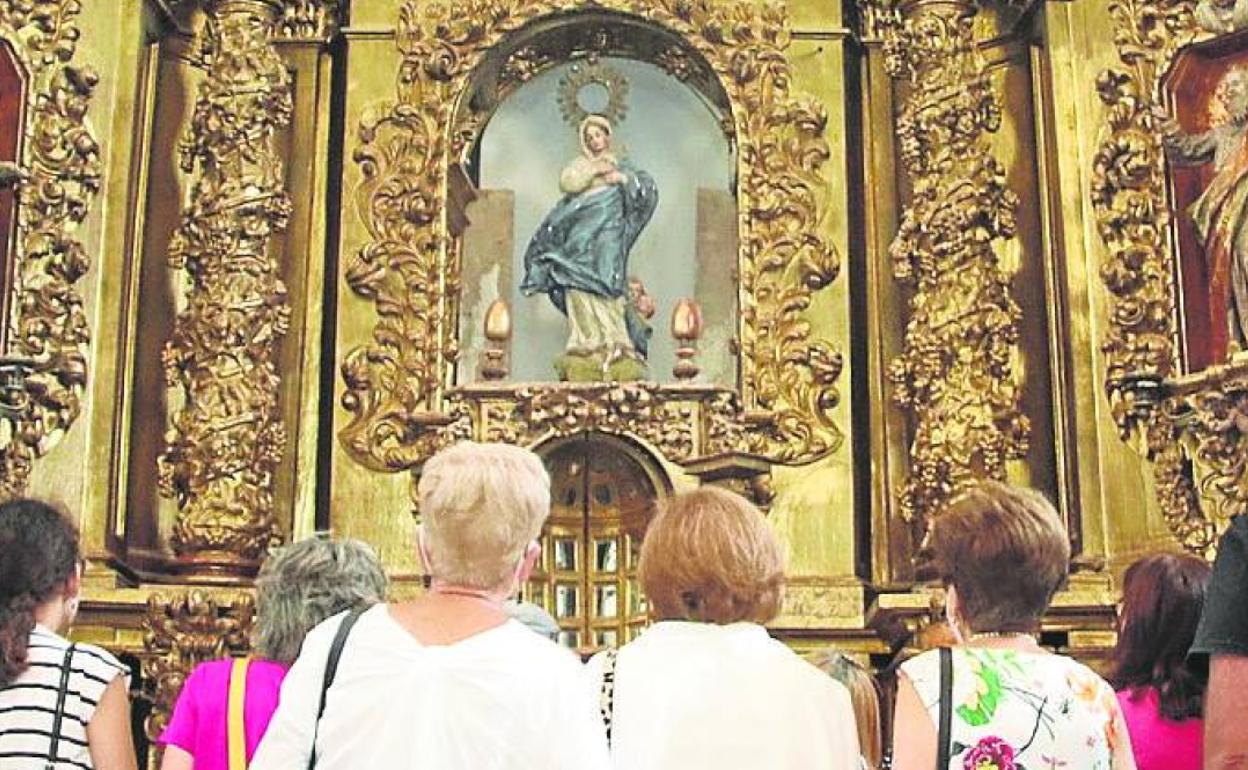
902,648,1135,770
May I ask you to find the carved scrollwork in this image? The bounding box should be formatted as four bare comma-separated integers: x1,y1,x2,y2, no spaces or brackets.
1092,0,1196,434
471,382,701,461
1091,0,1248,554
0,0,100,499
877,0,1030,524
140,591,255,742
157,0,293,566
340,0,843,476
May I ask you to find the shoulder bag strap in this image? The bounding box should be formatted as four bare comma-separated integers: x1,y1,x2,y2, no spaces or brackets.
44,643,76,770
308,607,365,770
228,657,251,770
598,647,619,747
936,646,953,770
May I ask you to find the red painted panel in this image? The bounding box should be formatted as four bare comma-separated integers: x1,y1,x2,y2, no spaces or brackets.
1164,32,1248,370
0,40,25,350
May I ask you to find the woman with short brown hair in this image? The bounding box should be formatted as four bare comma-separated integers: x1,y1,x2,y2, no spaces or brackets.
891,481,1137,770
587,486,860,770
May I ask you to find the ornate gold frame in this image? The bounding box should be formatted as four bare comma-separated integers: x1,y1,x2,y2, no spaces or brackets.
1094,1,1248,556
338,0,844,481
0,0,100,499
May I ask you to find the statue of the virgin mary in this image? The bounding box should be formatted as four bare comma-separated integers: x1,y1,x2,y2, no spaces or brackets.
520,114,659,381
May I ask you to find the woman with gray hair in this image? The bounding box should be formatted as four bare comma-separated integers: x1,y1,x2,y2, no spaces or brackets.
251,442,610,770
158,536,387,770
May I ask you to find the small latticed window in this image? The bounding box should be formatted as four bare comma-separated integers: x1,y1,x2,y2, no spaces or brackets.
525,435,664,655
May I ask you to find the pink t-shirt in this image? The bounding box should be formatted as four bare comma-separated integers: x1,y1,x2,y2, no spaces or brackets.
1117,686,1202,770
159,658,290,770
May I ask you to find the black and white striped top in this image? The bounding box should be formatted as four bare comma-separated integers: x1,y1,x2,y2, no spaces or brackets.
0,624,129,769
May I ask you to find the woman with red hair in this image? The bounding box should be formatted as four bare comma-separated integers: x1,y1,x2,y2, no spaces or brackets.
1109,552,1212,770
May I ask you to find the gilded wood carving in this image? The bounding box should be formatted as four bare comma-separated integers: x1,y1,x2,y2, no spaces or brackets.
141,591,255,744
0,0,100,499
1094,0,1248,555
876,0,1030,524
158,0,294,565
339,0,843,476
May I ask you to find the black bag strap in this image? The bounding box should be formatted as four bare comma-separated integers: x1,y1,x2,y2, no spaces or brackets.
45,643,76,770
598,648,619,747
308,607,365,770
936,646,953,770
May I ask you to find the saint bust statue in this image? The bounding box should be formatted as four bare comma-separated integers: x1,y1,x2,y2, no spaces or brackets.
520,114,659,381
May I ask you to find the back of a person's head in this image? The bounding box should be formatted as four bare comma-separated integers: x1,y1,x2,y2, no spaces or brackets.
639,486,785,625
929,480,1070,634
0,499,80,686
253,535,388,663
1108,551,1212,720
813,650,882,770
418,442,551,591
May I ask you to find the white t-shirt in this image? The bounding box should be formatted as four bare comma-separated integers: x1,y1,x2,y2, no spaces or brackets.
0,624,129,769
250,604,610,770
585,621,861,770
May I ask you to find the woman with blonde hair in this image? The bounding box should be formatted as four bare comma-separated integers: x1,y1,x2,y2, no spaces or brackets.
815,651,883,770
891,481,1136,770
159,536,387,770
252,442,609,770
586,486,860,770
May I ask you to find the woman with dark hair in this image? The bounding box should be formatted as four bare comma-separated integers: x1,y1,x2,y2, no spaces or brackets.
1109,552,1212,770
0,498,137,769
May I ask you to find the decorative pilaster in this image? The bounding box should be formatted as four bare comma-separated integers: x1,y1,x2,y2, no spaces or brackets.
157,0,292,570
879,0,1030,526
0,1,100,500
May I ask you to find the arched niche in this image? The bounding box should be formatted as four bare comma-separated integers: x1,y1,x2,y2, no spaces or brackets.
448,13,738,384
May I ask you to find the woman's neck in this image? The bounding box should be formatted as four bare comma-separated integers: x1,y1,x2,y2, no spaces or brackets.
961,630,1045,653
33,598,70,635
428,582,509,607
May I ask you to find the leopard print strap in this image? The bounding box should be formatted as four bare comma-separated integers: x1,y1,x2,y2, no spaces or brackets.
598,647,619,746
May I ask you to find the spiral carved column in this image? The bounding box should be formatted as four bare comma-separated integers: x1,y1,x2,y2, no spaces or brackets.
157,0,293,572
879,0,1030,529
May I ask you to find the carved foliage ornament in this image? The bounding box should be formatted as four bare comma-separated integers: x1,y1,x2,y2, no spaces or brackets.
1093,0,1248,554
876,0,1030,523
340,0,843,473
0,0,100,499
158,0,292,564
141,591,255,743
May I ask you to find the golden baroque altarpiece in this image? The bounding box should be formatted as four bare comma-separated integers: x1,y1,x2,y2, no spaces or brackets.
0,0,1245,762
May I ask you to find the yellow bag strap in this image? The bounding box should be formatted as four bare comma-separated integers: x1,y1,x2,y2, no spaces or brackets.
228,656,250,770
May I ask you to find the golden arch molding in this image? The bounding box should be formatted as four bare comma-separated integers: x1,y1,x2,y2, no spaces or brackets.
338,0,845,481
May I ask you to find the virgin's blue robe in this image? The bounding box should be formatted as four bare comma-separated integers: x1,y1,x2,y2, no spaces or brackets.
520,160,659,354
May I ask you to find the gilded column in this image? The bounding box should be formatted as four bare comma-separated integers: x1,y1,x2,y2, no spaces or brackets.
158,0,293,571
879,0,1030,527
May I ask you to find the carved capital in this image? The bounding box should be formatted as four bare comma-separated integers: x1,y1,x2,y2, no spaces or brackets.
881,0,1030,526
157,0,293,569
